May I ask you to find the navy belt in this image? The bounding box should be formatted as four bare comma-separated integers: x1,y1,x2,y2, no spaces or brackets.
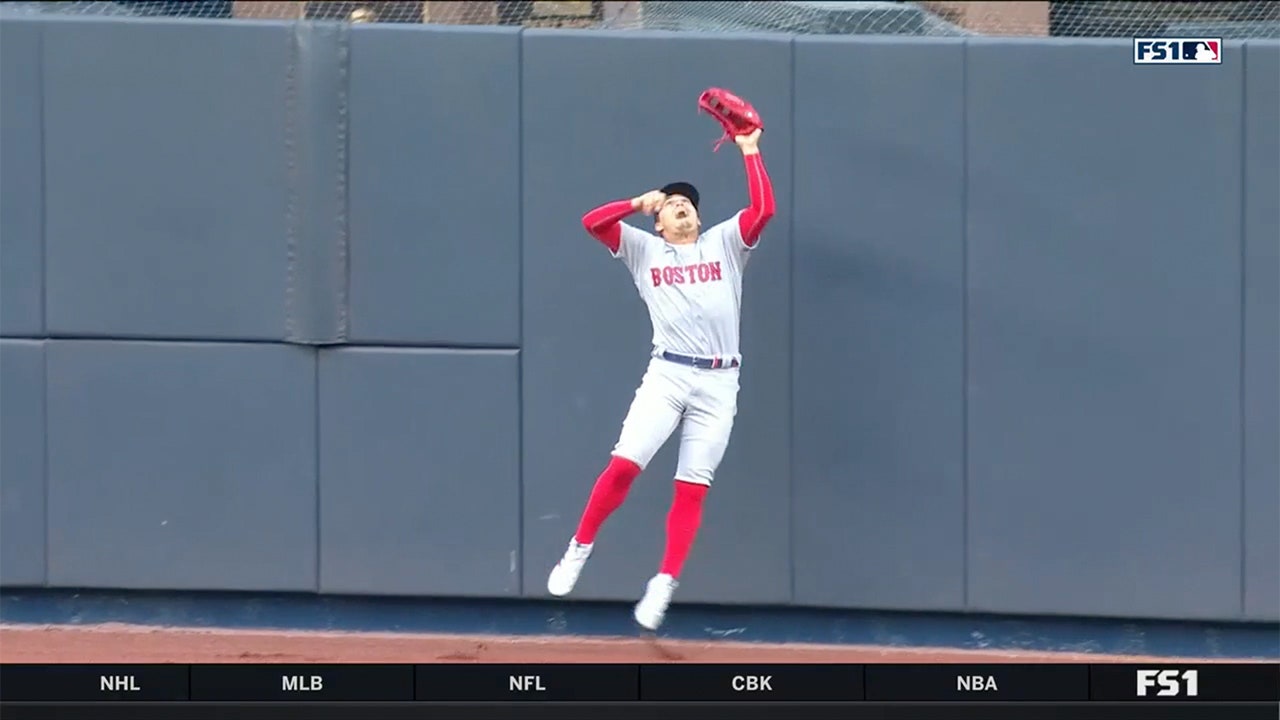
660,351,740,370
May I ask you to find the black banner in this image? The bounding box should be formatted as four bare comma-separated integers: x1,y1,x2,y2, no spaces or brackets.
640,663,863,701
865,663,1089,701
2,702,1277,720
0,664,190,702
1089,664,1279,702
1,662,1275,703
190,664,415,701
416,664,638,701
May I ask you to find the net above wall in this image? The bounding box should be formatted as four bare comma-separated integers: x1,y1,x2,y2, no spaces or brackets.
5,1,1279,38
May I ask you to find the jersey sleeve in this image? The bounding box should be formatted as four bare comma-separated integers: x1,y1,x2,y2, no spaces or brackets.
613,222,657,275
711,211,755,272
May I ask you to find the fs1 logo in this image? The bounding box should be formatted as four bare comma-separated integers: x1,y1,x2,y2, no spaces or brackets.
1136,669,1200,697
1134,38,1222,64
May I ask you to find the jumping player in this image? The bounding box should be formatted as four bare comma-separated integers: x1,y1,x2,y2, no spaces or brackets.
547,127,775,631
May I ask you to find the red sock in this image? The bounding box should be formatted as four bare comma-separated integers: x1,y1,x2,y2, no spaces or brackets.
573,455,642,545
659,480,708,578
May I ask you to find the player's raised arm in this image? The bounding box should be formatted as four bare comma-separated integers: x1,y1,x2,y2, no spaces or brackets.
734,128,775,248
581,191,666,254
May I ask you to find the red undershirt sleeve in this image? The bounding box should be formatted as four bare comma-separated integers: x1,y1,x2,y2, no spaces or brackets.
581,199,636,254
736,153,775,247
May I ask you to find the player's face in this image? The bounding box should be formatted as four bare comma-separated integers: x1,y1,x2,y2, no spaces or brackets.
656,194,699,237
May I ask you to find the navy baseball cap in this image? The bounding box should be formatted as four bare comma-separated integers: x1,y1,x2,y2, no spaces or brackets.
660,181,699,210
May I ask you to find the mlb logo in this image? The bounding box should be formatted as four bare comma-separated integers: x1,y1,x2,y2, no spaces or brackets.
1134,38,1222,64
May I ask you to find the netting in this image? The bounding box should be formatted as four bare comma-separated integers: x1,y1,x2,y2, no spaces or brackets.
5,1,1279,38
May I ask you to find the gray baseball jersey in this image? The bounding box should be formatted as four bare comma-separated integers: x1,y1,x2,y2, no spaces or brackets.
612,211,754,363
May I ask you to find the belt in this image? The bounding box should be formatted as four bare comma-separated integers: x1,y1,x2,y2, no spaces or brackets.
660,351,740,370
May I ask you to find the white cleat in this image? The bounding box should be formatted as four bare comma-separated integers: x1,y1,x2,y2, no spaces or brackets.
633,573,678,631
547,539,592,597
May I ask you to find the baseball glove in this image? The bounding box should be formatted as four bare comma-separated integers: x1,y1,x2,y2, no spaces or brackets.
698,87,763,152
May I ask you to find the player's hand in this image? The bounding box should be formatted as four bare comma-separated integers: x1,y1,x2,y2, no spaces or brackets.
631,190,667,216
735,128,762,154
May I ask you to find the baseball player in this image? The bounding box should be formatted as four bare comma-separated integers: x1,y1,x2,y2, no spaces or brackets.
547,127,775,631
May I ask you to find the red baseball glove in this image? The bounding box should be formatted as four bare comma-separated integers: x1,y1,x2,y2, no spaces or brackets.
698,87,763,152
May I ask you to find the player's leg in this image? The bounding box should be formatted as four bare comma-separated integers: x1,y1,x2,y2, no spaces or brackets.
548,361,689,597
586,361,688,538
634,369,740,629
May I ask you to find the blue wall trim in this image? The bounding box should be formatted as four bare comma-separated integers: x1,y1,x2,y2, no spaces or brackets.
2,589,1276,660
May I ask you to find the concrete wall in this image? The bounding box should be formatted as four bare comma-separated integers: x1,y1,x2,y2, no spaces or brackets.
1,14,1276,623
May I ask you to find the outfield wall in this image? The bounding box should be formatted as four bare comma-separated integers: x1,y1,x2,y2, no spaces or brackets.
1,15,1277,625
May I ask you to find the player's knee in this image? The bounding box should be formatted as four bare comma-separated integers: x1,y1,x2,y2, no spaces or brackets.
609,450,645,474
675,471,714,487
609,451,645,473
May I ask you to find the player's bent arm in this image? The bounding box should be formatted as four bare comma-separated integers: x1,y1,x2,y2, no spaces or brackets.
736,151,775,248
581,198,642,254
